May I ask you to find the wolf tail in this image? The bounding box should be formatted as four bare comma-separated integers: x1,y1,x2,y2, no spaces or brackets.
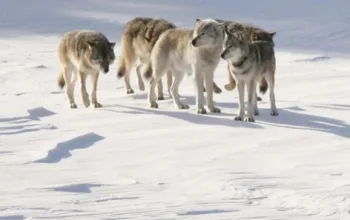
117,35,134,78
57,73,65,89
259,77,268,94
143,61,153,79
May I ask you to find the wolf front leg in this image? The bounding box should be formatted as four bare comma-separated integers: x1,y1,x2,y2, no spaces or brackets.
90,72,102,108
234,79,245,121
135,63,145,91
194,68,206,114
170,69,188,109
245,80,256,122
78,71,90,108
204,70,221,113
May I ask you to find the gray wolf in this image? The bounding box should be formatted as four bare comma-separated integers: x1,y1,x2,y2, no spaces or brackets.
221,25,278,122
116,17,175,100
144,18,225,114
117,17,222,100
222,21,276,101
57,30,116,108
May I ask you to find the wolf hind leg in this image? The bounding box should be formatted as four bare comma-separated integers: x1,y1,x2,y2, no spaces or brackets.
62,64,77,109
265,72,278,116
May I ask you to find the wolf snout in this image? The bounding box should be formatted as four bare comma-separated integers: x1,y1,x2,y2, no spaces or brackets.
220,53,225,59
103,66,109,73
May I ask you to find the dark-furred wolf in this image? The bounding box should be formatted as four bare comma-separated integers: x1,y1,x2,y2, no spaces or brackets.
221,24,278,122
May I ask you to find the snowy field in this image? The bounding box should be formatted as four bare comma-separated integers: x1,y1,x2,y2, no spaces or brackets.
0,0,350,219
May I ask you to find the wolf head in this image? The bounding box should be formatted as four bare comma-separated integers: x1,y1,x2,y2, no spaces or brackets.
87,41,116,73
191,18,225,47
221,28,250,61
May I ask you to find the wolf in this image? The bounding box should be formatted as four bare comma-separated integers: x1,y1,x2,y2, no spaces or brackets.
222,21,276,101
221,25,278,122
117,17,175,100
57,30,116,108
117,17,222,100
144,18,225,114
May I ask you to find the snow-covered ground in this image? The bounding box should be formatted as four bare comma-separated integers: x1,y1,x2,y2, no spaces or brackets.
1,1,349,219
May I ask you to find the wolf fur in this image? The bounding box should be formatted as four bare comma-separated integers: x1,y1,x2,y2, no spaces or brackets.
222,21,276,99
221,26,278,122
116,17,176,99
57,30,115,108
144,18,225,114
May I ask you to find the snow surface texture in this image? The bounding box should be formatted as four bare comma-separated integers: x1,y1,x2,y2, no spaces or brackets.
0,0,350,219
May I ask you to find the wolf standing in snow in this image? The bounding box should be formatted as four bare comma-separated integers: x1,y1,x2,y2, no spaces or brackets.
221,24,278,122
144,18,225,114
117,17,175,99
222,21,276,101
57,30,116,108
117,17,222,99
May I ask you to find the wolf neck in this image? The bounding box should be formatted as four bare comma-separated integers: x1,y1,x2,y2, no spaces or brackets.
232,55,248,67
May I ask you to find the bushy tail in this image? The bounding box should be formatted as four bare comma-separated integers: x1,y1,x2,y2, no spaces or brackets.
143,62,153,79
57,73,65,89
259,77,268,94
117,57,127,78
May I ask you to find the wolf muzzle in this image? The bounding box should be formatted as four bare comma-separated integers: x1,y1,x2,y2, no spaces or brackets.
102,62,109,73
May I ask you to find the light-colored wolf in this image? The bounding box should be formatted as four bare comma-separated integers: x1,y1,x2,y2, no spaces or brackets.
57,30,116,108
144,18,225,114
117,17,222,100
221,25,278,122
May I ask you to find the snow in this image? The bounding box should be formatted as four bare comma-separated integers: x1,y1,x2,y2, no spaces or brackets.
0,0,349,219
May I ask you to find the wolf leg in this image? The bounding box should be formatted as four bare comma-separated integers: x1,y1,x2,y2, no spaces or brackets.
204,70,220,113
135,63,145,91
234,80,245,121
265,73,278,116
170,69,188,109
156,79,164,100
78,71,90,108
90,72,102,108
166,70,173,98
194,68,206,114
245,80,256,122
62,65,77,108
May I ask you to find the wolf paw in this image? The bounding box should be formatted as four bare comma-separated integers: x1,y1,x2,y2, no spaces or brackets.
271,109,279,116
177,103,189,109
150,101,158,108
138,83,145,91
197,107,207,114
244,116,255,122
93,102,102,108
70,103,77,109
214,86,222,94
126,89,134,94
254,108,259,116
209,106,221,113
257,96,262,101
224,83,235,91
234,115,243,121
157,96,165,101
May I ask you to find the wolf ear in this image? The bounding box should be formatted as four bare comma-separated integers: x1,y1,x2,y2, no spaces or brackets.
269,32,276,38
109,42,116,49
196,18,201,23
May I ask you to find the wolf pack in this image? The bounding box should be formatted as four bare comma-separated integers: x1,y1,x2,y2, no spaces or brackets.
57,17,277,122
